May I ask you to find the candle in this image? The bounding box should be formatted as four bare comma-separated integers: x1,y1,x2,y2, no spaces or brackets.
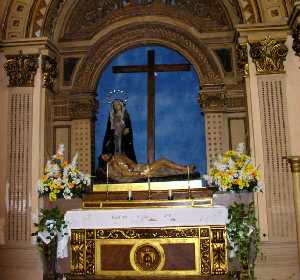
128,189,132,200
168,189,172,200
187,166,191,199
106,162,109,184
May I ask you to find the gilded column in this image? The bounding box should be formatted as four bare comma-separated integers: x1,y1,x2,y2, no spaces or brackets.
287,157,300,264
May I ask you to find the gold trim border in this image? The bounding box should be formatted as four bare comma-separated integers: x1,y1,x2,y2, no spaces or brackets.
82,198,213,209
95,238,200,276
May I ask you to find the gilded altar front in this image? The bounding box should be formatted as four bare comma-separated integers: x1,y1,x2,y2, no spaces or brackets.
70,226,227,278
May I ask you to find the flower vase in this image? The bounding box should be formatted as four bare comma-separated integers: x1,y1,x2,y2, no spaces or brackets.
213,191,254,207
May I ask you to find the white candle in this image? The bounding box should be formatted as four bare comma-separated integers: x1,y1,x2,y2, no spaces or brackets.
128,189,132,200
106,162,109,184
168,189,172,199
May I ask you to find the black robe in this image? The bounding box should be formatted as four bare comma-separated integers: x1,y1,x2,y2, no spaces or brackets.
98,110,136,171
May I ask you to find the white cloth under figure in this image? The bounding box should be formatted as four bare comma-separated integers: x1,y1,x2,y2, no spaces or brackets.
57,206,228,259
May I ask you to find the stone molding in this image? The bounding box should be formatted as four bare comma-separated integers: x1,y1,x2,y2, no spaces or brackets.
73,23,223,90
4,52,39,87
70,98,99,120
199,84,226,111
61,0,233,41
53,91,98,120
249,36,288,74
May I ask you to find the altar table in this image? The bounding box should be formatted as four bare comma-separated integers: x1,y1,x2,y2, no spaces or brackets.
63,206,228,278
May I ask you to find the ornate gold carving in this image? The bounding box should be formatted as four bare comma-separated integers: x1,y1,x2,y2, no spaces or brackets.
292,23,300,57
236,44,249,76
286,156,300,173
211,228,227,275
96,228,199,239
250,36,288,74
86,240,95,275
200,238,211,275
42,55,57,89
74,23,222,89
70,229,85,275
4,52,39,87
86,229,95,239
69,226,227,276
200,227,211,275
200,228,210,238
130,242,165,272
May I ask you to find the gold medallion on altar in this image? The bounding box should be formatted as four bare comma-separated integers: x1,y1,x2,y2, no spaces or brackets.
130,242,165,272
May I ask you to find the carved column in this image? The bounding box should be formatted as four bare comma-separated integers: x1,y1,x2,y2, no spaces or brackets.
249,36,296,241
287,157,300,264
199,84,225,169
4,52,39,243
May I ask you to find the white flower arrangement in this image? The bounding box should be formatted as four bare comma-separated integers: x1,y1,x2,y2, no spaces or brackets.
204,143,262,193
37,144,91,201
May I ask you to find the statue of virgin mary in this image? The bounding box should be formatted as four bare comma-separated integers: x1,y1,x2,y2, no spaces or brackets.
97,99,136,175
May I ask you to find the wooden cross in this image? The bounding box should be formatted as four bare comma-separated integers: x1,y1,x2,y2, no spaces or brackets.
112,50,191,163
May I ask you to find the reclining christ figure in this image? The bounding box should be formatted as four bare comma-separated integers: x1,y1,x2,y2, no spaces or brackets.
100,153,196,183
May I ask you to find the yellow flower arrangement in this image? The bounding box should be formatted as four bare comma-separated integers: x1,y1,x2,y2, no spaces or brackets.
37,144,91,201
204,143,262,193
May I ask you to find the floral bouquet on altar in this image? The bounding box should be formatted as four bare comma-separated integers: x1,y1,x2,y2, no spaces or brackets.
37,144,91,201
204,143,262,193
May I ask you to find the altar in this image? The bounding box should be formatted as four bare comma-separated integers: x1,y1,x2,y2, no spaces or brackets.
61,180,228,279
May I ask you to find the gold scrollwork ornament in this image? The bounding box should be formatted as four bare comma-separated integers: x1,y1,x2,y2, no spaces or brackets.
4,51,39,87
42,55,57,89
236,44,249,77
250,36,288,74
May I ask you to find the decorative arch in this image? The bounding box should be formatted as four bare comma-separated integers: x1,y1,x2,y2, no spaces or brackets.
1,0,266,40
73,22,224,91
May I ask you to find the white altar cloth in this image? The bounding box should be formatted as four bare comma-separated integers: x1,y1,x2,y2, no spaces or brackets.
58,206,228,258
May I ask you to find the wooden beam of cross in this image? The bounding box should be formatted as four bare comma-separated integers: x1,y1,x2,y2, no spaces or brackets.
112,50,191,163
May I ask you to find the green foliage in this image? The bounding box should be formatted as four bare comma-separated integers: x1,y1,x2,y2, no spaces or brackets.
227,202,260,279
32,207,68,245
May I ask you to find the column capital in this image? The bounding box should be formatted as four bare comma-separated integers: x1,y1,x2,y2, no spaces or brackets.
4,51,39,87
286,156,300,173
199,84,225,112
236,44,249,77
249,36,288,74
41,55,57,90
